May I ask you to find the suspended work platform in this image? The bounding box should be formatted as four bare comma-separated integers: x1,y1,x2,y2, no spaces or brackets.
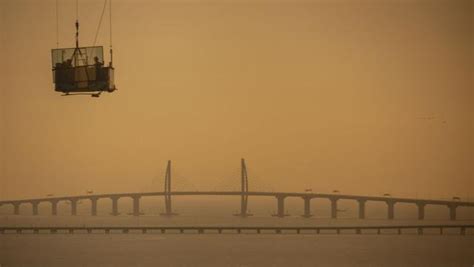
51,0,116,97
51,46,115,95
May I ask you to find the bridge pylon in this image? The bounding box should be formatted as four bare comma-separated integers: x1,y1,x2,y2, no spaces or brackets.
234,158,252,217
160,160,178,217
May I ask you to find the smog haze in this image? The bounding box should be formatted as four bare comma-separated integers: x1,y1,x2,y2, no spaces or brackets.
0,0,473,200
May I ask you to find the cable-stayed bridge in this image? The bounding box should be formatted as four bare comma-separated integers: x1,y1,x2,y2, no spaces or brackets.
1,159,473,221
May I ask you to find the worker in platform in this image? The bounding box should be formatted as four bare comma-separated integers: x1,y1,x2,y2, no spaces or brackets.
94,56,104,81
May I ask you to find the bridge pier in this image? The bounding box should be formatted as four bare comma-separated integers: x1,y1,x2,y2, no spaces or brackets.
449,204,457,221
234,197,252,217
165,193,172,215
13,203,20,215
235,158,251,218
51,200,58,216
111,197,120,216
358,199,366,219
90,197,98,216
160,194,178,217
233,192,252,217
417,227,423,235
4,191,474,220
160,160,177,217
417,203,426,220
70,199,77,216
302,197,312,218
132,196,141,216
386,201,395,220
32,201,39,215
273,195,288,217
330,198,338,219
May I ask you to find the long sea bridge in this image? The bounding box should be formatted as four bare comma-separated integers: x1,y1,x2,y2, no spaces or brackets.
1,160,473,221
1,224,473,235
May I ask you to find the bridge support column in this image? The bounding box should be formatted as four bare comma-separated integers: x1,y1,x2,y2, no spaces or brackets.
273,195,287,217
358,199,366,219
90,198,98,216
51,201,58,216
417,203,426,220
160,194,178,216
32,201,39,215
13,203,20,215
386,201,395,220
417,227,423,235
160,161,178,217
302,197,312,218
70,199,77,216
234,193,252,217
330,198,338,219
449,204,457,221
165,193,172,215
234,158,251,217
132,196,141,216
111,197,119,216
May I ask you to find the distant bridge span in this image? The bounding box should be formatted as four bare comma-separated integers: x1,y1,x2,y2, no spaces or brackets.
1,191,473,220
1,224,473,235
1,159,472,220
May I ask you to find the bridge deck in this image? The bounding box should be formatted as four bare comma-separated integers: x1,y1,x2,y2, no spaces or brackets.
1,191,473,206
1,224,473,235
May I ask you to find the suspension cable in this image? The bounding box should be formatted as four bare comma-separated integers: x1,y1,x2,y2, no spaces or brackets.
56,0,59,48
109,0,113,48
92,0,108,47
109,0,113,66
75,0,79,49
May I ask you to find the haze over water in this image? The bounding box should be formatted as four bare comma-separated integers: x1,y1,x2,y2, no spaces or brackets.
1,0,473,266
1,199,473,266
1,0,473,200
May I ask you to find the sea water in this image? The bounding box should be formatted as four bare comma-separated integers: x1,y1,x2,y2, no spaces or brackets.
1,198,473,266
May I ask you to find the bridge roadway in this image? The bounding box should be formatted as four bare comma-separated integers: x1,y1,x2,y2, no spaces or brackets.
0,224,473,235
0,191,473,220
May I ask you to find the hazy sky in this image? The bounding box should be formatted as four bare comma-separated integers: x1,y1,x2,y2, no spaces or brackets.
0,0,472,200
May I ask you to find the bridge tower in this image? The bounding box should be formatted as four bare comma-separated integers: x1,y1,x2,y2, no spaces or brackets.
160,160,177,216
234,158,252,217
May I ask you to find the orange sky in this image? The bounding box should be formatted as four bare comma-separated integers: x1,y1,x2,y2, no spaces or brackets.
0,0,472,200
